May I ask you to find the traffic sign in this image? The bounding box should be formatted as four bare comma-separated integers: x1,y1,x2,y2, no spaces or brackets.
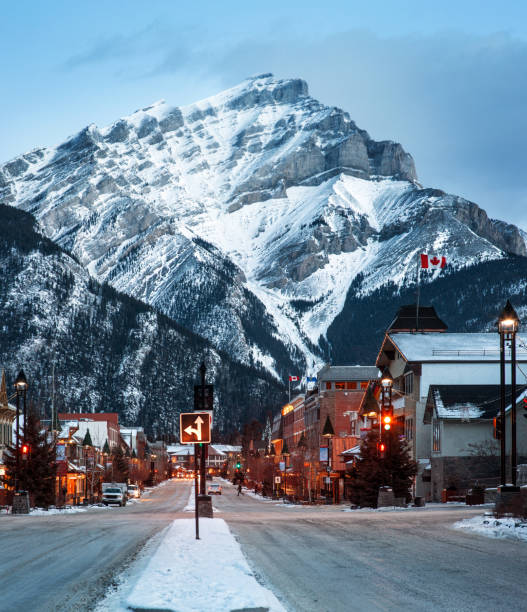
274,476,281,484
180,412,211,444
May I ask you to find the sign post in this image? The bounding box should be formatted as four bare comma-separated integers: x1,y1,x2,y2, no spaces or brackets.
194,443,199,540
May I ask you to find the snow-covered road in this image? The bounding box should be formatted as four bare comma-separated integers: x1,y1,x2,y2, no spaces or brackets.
3,478,526,611
0,479,191,610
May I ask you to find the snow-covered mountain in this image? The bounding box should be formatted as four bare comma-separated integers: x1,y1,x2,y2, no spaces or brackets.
1,74,526,377
0,204,286,433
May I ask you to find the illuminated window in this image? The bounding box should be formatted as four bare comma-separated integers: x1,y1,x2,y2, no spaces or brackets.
346,382,357,390
335,382,345,390
325,382,332,390
350,420,357,436
360,382,368,389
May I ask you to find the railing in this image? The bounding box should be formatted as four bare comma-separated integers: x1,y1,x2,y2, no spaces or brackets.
431,349,527,356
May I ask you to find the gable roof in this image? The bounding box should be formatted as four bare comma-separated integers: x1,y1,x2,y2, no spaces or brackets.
424,384,527,423
387,305,448,333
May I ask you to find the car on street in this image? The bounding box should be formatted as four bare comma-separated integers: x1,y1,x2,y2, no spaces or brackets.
102,484,127,506
207,483,222,495
127,484,141,499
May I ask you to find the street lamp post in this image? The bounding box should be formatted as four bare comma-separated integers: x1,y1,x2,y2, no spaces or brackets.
380,367,393,453
281,441,290,501
322,415,335,503
14,370,28,492
497,300,520,488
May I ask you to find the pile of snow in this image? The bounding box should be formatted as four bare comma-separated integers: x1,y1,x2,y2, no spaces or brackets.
454,514,527,542
29,504,114,516
100,519,286,612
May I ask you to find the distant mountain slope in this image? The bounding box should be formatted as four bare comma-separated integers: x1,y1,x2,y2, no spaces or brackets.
327,255,527,364
1,74,525,373
0,204,286,434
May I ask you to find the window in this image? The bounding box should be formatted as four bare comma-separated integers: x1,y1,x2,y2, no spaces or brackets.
325,382,332,390
405,418,414,441
360,381,368,389
350,420,357,436
335,382,345,390
432,420,441,452
346,381,357,390
404,373,413,396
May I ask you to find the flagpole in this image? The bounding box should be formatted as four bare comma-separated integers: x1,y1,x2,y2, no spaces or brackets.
288,378,291,402
416,254,421,331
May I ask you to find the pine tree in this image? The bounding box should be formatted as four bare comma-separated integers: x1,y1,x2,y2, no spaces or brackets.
82,428,93,447
111,447,129,482
3,411,56,507
348,431,387,508
348,429,417,507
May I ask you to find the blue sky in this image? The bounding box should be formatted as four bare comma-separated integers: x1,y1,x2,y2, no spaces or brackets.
3,0,527,227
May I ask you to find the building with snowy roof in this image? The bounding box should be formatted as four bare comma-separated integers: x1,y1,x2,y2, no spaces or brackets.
376,303,527,499
424,385,527,498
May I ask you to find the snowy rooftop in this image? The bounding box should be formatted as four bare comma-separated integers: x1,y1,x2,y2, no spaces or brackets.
389,333,527,362
425,384,527,422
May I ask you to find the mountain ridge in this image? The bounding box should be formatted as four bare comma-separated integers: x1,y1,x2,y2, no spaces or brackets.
1,74,526,379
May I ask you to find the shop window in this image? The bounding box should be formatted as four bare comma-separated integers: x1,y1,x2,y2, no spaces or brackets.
335,382,345,390
360,381,368,389
346,381,357,390
325,382,332,390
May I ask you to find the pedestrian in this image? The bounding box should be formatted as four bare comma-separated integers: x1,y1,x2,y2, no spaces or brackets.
237,483,242,496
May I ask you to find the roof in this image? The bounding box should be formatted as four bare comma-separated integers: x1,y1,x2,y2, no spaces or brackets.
341,445,361,456
58,413,119,425
425,385,527,423
317,365,379,381
387,333,527,363
387,304,448,332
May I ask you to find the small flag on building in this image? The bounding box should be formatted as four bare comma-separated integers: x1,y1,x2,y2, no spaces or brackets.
420,254,446,269
289,375,300,382
306,376,317,383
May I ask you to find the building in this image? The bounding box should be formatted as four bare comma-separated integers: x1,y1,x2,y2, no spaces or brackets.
58,413,120,450
376,304,527,498
0,371,16,499
271,365,379,501
424,384,527,500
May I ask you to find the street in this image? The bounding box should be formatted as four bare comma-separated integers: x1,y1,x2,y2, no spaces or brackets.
2,479,527,611
216,480,527,612
0,482,190,611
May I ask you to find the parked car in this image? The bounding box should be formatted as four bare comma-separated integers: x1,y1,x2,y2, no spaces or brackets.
127,484,141,499
102,482,127,506
207,483,222,495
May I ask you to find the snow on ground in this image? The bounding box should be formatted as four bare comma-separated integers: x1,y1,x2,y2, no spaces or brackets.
29,504,114,516
97,519,286,612
454,514,527,542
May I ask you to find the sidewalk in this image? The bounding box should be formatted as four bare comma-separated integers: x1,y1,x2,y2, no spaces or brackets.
96,518,286,612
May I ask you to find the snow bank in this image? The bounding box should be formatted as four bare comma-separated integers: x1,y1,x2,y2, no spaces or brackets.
124,519,285,612
29,504,114,516
454,514,527,542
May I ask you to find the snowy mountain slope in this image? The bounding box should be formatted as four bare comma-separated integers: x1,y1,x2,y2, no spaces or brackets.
1,74,526,374
0,204,286,433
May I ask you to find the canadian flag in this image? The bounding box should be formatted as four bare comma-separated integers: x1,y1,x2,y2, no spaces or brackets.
289,375,300,382
420,254,446,269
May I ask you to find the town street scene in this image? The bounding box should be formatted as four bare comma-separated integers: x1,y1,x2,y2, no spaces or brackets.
2,1,527,611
